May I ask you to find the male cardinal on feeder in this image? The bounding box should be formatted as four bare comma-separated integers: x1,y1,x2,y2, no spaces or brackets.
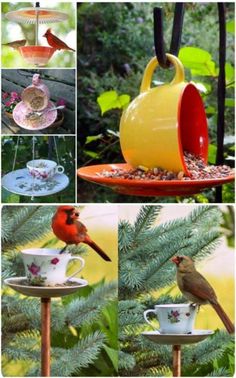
2,39,26,49
43,29,75,52
52,206,111,261
172,255,234,334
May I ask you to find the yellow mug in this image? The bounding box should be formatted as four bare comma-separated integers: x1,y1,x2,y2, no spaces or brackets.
120,53,208,174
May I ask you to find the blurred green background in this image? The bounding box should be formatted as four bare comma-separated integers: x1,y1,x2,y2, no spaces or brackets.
2,2,76,68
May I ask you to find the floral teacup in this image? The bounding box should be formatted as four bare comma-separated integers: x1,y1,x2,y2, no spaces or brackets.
143,304,198,334
27,159,64,181
21,248,85,286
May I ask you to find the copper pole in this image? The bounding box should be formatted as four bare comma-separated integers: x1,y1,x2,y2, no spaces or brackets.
41,298,51,377
172,344,181,377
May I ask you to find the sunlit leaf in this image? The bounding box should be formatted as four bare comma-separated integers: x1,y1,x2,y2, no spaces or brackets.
225,62,235,84
104,345,118,372
97,90,130,115
85,134,103,144
225,98,234,107
226,20,235,34
118,94,130,109
208,144,217,164
179,47,217,76
97,91,119,115
83,150,99,158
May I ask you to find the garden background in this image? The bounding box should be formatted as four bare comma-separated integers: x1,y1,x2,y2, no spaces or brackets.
77,2,234,203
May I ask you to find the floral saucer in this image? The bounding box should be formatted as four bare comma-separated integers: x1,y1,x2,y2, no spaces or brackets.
142,330,214,344
13,101,57,130
4,277,88,298
2,168,69,197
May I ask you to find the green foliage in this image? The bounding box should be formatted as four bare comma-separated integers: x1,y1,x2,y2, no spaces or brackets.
97,91,130,115
179,47,217,76
2,206,118,377
118,205,234,376
1,136,75,203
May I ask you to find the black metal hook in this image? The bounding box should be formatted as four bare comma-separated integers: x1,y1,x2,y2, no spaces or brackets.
154,4,184,68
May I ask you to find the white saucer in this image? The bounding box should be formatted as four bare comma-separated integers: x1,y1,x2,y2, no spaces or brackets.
2,168,69,197
4,276,88,298
142,330,214,345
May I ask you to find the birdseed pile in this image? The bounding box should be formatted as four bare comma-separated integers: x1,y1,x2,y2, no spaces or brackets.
98,151,233,181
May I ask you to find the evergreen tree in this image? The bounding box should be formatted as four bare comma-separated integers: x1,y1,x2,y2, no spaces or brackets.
118,205,234,377
2,206,118,377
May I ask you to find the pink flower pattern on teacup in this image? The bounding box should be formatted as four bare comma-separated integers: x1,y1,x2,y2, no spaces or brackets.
51,257,59,265
168,310,180,323
27,262,40,276
30,169,49,179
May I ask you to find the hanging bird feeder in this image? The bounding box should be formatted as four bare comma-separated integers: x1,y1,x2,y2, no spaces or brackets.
5,3,68,66
77,4,234,198
2,136,70,199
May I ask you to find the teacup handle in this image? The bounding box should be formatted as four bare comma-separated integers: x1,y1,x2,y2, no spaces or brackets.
140,53,185,93
143,309,157,327
67,256,85,280
56,165,64,174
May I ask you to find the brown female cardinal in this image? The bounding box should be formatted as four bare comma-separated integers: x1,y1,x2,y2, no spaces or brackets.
171,255,234,334
52,206,111,261
43,29,75,51
2,39,26,49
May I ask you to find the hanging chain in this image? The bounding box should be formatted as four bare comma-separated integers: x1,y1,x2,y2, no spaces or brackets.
12,136,20,171
31,136,37,200
53,136,60,165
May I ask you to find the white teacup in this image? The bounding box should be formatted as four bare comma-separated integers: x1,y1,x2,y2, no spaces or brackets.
21,248,85,286
27,159,64,180
144,304,198,334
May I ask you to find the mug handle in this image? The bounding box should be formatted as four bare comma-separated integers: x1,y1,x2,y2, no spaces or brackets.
67,256,85,280
143,309,157,327
56,165,65,174
140,53,185,93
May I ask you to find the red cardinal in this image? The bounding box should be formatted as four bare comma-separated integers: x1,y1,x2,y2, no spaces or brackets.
172,255,234,334
52,206,111,261
43,29,75,52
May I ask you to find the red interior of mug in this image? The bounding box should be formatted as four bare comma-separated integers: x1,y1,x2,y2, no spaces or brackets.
178,83,209,174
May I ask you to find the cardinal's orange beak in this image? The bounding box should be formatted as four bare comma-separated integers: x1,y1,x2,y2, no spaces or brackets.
171,256,180,265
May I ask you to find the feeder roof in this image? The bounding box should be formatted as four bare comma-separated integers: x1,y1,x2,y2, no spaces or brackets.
5,8,68,24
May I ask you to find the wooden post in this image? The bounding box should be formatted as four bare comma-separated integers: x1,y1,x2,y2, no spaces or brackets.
41,298,51,377
172,344,181,377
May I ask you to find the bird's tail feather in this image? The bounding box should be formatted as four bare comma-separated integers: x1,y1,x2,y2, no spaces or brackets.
86,239,111,262
212,302,234,334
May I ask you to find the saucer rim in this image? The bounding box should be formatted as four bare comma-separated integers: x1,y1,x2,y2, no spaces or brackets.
142,329,214,336
13,100,57,130
4,276,88,289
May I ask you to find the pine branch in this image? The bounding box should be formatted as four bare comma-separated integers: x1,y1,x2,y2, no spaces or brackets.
50,331,105,376
206,367,230,376
3,330,41,362
119,220,135,253
2,206,55,251
65,281,117,327
134,205,162,238
118,351,136,370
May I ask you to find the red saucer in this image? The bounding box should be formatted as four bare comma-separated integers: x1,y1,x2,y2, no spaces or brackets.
77,163,235,197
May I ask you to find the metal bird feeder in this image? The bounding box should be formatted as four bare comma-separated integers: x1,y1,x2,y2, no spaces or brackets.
5,2,68,66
